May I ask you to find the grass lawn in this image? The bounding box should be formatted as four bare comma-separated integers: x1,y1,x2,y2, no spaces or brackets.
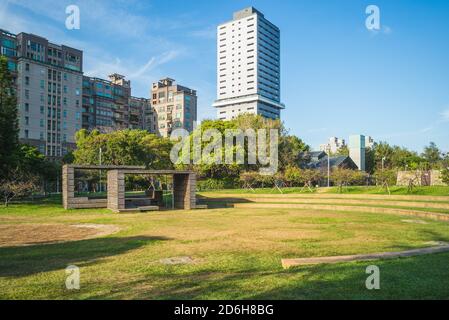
200,186,449,196
1,197,449,299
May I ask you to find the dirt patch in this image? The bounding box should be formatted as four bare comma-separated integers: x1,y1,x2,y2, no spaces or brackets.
0,223,121,247
159,256,196,265
402,219,428,225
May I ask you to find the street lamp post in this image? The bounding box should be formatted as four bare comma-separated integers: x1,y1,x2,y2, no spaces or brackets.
326,144,331,188
99,147,102,193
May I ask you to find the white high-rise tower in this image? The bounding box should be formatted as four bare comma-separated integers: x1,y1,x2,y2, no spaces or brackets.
212,7,285,120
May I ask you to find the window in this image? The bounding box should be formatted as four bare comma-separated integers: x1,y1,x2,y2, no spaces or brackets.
25,103,29,112
40,119,44,127
25,116,29,125
24,130,29,138
40,106,44,114
25,63,30,71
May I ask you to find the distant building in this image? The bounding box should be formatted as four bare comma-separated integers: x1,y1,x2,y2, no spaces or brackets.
365,136,375,149
213,7,285,120
319,137,346,154
301,151,358,171
1,29,83,159
349,135,366,171
151,78,197,138
82,74,152,133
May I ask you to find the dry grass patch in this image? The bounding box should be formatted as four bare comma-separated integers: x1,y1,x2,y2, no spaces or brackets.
0,223,120,247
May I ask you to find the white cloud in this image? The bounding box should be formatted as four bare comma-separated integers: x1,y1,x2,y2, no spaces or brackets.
368,25,393,36
189,25,216,40
1,0,191,98
442,109,449,121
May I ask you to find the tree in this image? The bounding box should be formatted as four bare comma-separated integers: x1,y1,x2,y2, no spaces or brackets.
0,169,39,207
365,147,375,174
441,168,449,186
422,142,442,169
278,135,309,170
73,129,173,169
373,142,425,171
330,168,365,193
178,114,310,180
298,169,323,192
284,165,301,187
373,169,397,195
0,56,19,179
334,145,349,157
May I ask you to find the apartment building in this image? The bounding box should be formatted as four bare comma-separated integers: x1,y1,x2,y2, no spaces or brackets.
82,74,153,133
320,137,347,154
151,78,197,137
0,29,18,83
129,96,153,131
213,7,285,120
0,30,83,159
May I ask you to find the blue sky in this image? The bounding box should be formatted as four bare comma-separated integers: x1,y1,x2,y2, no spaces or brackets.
1,0,448,152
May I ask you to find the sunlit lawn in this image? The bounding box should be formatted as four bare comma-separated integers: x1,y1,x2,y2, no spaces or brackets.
1,198,449,299
200,186,449,196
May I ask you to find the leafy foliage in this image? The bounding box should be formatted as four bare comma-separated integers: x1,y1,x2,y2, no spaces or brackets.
73,129,173,169
331,168,367,193
441,168,449,186
0,56,19,179
0,169,39,206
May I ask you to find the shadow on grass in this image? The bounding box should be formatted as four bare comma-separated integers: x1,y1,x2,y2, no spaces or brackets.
197,196,253,209
95,252,449,300
0,236,171,278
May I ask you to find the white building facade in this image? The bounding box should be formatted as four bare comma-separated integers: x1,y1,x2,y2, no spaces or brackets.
213,7,285,120
320,137,347,154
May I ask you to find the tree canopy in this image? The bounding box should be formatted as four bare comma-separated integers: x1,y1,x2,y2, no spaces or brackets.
73,129,173,169
0,56,19,179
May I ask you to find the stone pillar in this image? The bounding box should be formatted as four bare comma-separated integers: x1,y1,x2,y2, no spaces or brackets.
62,165,75,209
173,173,196,210
107,170,125,212
187,173,197,210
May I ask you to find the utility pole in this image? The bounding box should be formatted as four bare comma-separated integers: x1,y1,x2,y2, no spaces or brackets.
326,144,331,187
99,147,103,193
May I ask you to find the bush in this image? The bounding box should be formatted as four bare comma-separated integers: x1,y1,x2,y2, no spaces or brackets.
331,168,367,193
441,168,449,186
197,178,239,191
373,169,397,187
284,166,301,187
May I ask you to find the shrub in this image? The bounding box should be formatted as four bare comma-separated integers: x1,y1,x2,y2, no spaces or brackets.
331,168,367,193
441,168,449,186
197,178,239,191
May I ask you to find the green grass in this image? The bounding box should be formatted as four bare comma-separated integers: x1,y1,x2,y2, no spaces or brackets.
200,186,449,196
323,186,449,196
1,197,449,300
